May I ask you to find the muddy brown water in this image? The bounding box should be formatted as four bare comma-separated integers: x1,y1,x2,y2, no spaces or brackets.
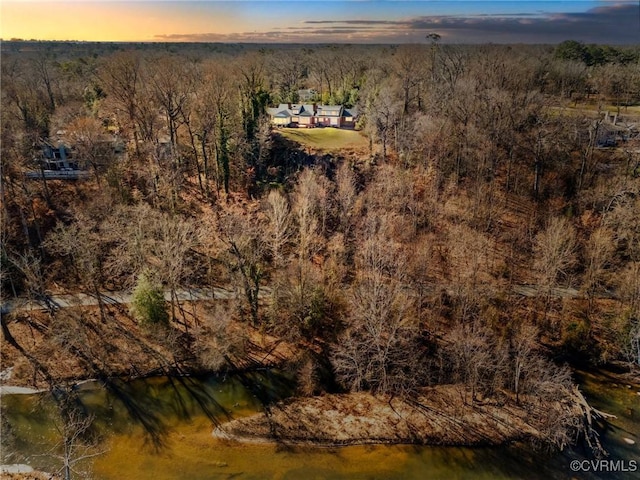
1,368,638,479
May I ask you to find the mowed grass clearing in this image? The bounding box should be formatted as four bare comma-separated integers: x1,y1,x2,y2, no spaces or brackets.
548,103,640,118
278,127,368,151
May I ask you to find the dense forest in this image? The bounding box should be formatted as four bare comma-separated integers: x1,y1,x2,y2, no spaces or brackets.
1,40,640,456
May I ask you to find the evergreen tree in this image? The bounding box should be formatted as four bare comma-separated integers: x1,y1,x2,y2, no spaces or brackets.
130,271,168,326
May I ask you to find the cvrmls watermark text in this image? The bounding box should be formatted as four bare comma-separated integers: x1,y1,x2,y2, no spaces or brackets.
570,459,638,473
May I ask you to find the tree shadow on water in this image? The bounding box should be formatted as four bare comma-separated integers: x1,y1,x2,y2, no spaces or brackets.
72,369,293,452
98,377,172,451
165,374,232,426
225,356,295,415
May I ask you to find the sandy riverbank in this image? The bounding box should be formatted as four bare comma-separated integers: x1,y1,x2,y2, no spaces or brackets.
0,465,59,480
0,386,47,395
213,385,575,447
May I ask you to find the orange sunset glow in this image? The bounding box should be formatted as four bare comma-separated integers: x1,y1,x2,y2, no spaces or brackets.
1,1,241,42
1,1,639,44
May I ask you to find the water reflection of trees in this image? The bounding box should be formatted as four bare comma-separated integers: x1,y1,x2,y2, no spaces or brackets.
74,369,293,450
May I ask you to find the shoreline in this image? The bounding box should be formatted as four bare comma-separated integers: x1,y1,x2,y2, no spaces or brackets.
0,465,59,480
0,385,47,395
211,427,529,449
0,364,285,396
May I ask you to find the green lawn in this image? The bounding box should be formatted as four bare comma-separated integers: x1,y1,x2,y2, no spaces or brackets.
548,103,640,117
277,127,368,151
577,104,640,114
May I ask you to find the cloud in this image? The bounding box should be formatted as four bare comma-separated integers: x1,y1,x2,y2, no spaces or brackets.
155,31,284,41
303,3,640,44
155,3,640,44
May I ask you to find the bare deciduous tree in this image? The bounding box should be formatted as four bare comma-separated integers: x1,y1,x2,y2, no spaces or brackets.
264,189,291,268
604,195,640,262
46,214,110,322
618,262,640,366
282,169,331,331
194,303,247,370
331,233,421,396
97,51,142,155
446,224,492,318
533,217,577,296
10,251,48,307
148,55,195,151
219,209,265,326
66,116,115,183
365,83,401,160
582,227,614,301
444,320,504,404
154,214,199,327
510,323,538,404
335,161,357,233
48,407,104,480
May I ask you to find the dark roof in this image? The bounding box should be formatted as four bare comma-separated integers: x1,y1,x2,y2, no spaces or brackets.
343,107,359,118
268,103,360,121
318,105,342,116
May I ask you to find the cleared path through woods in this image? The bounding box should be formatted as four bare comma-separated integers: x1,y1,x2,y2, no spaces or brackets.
2,284,611,316
0,287,273,315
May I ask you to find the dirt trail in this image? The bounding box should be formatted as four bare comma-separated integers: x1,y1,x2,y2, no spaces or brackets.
3,282,605,317
1,287,273,315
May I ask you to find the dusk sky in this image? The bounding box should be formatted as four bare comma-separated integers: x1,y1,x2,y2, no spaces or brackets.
1,1,639,44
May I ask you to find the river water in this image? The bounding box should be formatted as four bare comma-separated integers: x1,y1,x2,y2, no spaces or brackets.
2,368,638,479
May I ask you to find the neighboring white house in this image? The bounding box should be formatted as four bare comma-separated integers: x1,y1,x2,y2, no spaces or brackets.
595,111,638,148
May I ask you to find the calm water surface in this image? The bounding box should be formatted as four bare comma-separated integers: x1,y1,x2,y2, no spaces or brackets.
2,368,638,479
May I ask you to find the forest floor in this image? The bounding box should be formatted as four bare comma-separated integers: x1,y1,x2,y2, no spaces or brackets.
0,301,297,390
